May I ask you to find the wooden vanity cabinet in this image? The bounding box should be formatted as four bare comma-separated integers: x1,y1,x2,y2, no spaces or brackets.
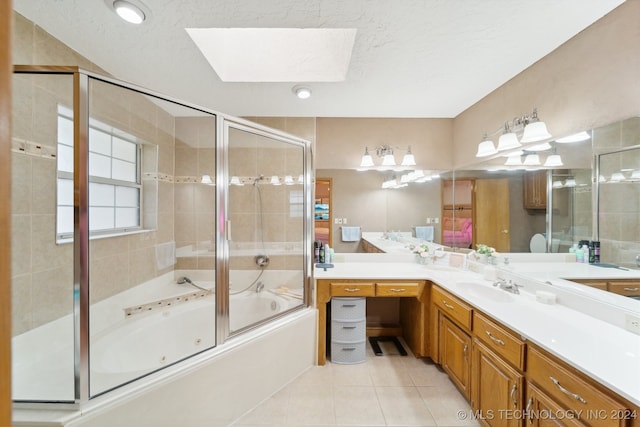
472,312,526,427
473,339,524,427
526,382,587,427
607,280,640,297
527,346,632,427
316,279,428,365
431,285,473,398
524,170,547,210
441,316,472,400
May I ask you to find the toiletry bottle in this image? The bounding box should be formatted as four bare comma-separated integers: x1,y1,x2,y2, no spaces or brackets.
314,242,320,263
324,244,330,263
593,241,600,263
582,244,590,263
329,248,335,263
588,241,595,263
575,247,584,263
319,244,325,264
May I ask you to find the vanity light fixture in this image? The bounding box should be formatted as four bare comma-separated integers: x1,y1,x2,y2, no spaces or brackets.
610,172,626,182
201,175,214,185
284,175,295,185
564,178,577,187
401,146,416,166
292,85,312,99
478,108,552,158
358,145,417,170
527,142,552,152
496,123,521,151
552,180,564,188
631,170,640,180
543,153,563,167
476,134,498,157
520,108,552,143
522,153,541,166
556,131,590,143
112,0,146,24
297,174,304,184
230,176,244,186
270,175,281,185
504,154,522,166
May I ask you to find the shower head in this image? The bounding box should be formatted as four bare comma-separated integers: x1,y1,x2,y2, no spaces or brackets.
177,276,193,285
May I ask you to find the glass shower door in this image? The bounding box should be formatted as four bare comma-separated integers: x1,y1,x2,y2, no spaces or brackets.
226,123,307,334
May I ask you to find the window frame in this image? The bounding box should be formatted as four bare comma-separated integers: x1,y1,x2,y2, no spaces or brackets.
56,107,145,242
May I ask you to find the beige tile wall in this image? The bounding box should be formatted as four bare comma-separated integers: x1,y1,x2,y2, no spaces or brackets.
11,14,184,334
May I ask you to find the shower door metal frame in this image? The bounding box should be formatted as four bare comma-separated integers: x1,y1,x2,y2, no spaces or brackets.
218,117,313,343
12,65,312,406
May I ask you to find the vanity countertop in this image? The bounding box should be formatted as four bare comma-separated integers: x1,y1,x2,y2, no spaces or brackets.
314,258,640,406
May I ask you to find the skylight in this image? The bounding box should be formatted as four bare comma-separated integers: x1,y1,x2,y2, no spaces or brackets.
185,28,357,82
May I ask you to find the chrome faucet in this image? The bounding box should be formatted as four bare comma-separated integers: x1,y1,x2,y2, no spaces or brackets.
493,279,521,294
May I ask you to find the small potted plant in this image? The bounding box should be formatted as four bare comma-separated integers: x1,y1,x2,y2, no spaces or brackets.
475,244,497,264
413,243,430,264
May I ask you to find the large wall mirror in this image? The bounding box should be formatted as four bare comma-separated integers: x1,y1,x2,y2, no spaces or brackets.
448,116,640,307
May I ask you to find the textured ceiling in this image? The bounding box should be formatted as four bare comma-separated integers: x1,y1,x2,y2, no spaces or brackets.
13,0,625,118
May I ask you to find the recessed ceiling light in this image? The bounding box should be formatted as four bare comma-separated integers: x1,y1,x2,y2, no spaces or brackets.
293,85,312,99
112,0,146,24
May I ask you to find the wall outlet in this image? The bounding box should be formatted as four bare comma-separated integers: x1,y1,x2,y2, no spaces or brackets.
426,218,432,224
434,217,439,224
625,314,640,335
343,218,347,224
335,218,342,224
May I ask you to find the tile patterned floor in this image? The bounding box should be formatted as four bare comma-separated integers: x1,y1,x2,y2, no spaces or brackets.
232,340,480,427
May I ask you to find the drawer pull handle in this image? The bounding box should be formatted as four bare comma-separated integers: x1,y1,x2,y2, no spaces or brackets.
549,376,587,404
486,331,505,346
525,397,533,424
390,288,406,292
342,326,356,330
342,304,356,307
463,344,468,360
510,384,518,408
344,288,361,292
623,287,639,291
342,347,356,351
442,300,455,310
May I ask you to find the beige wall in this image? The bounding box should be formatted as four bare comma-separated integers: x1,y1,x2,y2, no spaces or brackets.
453,0,640,169
11,14,179,333
316,118,453,171
317,169,442,252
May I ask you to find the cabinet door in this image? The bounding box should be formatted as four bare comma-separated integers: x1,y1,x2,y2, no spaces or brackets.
440,316,472,400
524,171,547,210
526,382,587,427
472,339,524,427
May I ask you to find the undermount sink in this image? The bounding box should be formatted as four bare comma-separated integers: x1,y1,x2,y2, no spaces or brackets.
455,282,515,303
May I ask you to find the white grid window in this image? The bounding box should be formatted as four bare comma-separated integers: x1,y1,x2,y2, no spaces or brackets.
57,106,142,240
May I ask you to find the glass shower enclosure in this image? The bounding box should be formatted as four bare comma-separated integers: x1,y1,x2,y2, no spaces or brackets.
11,66,311,403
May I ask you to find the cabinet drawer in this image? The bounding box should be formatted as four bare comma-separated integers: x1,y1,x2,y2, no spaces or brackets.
432,286,472,330
331,320,366,342
331,340,366,365
376,281,420,297
331,297,366,320
473,312,525,370
331,282,375,297
608,281,640,297
528,346,627,427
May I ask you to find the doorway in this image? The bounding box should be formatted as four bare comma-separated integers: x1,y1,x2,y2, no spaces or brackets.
314,178,332,246
475,178,511,252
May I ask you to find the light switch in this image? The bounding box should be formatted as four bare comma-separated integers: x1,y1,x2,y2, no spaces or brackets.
434,217,439,224
335,218,342,224
343,218,347,224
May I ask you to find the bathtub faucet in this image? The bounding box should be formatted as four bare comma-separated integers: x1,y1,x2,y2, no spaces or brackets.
177,276,209,292
255,281,265,293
